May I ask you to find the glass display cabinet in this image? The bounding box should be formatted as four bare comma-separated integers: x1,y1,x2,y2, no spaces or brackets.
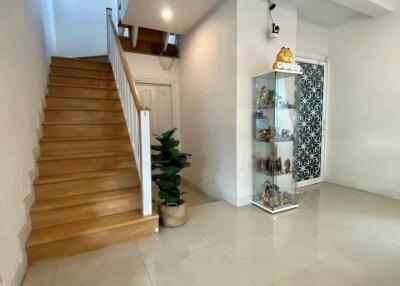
252,71,300,214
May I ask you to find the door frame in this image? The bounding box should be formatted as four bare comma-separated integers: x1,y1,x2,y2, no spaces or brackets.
296,53,329,187
135,78,181,141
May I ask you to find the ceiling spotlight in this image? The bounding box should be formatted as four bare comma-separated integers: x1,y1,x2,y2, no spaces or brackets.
162,8,173,20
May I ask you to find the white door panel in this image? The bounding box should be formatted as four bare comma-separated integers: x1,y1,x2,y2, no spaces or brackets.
136,83,173,143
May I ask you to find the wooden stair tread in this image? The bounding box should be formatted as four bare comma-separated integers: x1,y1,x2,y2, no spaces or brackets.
31,188,139,212
38,150,133,162
47,95,119,101
27,211,158,247
49,74,115,81
43,122,125,126
35,167,136,185
40,136,129,142
51,57,112,70
51,64,113,73
48,83,117,91
52,56,111,64
75,55,109,63
44,108,122,112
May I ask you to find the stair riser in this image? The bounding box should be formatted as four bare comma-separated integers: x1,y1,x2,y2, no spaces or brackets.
51,58,112,71
78,56,109,63
40,139,131,155
35,173,140,199
48,86,118,99
27,219,158,265
38,156,134,176
49,76,116,89
31,196,141,229
43,124,128,138
46,97,122,111
45,110,124,123
51,66,114,79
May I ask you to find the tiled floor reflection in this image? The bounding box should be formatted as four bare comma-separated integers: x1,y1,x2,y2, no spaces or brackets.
23,183,400,286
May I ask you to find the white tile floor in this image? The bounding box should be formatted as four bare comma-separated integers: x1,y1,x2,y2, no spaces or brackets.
23,183,400,286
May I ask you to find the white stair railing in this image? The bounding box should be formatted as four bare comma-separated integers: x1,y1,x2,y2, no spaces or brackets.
106,8,152,216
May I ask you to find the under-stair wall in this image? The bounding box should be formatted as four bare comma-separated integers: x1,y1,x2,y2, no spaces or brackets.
0,1,52,285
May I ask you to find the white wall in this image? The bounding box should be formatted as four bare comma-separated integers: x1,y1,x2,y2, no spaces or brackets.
179,0,238,201
53,0,118,57
236,1,298,205
40,0,57,57
0,1,50,285
296,19,329,56
124,53,181,137
326,10,400,199
125,53,180,82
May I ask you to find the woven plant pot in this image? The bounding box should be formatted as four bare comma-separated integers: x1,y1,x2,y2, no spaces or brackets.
160,201,188,227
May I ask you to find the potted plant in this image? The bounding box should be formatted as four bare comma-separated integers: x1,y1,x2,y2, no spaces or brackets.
151,128,191,227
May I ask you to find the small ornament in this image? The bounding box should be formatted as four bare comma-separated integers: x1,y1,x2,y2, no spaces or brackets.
284,158,291,173
259,86,270,108
272,47,303,74
276,157,283,174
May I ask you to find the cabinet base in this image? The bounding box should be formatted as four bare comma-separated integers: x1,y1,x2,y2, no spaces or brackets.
252,200,299,214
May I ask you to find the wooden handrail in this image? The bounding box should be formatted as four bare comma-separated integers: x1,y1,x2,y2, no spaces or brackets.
107,14,149,111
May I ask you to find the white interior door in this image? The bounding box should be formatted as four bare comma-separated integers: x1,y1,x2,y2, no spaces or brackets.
136,83,174,143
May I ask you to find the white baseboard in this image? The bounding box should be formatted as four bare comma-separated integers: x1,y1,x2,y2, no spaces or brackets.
325,178,400,200
220,191,252,207
10,259,27,286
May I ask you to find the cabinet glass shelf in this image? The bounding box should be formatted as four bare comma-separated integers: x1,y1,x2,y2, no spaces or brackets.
252,71,299,214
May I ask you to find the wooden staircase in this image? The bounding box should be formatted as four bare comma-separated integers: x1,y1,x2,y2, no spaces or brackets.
26,56,158,266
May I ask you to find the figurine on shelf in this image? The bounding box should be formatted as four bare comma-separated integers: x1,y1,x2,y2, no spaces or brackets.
265,126,274,142
276,47,294,64
281,129,291,140
255,155,262,172
262,181,281,208
279,192,284,206
254,111,263,119
259,86,272,108
256,129,267,141
276,157,283,174
284,158,291,173
283,192,294,205
277,99,288,108
266,157,273,174
258,86,268,108
272,47,303,74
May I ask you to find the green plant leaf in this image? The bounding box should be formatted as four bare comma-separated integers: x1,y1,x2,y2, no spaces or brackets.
151,128,189,204
162,128,176,139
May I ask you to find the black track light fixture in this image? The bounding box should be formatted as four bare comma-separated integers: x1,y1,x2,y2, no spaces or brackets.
269,0,276,11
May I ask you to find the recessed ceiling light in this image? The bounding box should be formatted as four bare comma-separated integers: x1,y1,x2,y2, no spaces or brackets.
162,8,172,20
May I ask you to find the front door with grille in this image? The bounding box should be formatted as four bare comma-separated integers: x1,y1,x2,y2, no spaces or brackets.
295,60,327,187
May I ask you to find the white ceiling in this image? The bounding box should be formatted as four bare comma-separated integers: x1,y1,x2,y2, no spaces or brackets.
123,0,223,34
299,0,370,27
284,0,370,27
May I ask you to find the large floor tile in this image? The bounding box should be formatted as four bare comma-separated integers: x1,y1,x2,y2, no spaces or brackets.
22,262,57,286
321,235,400,286
189,201,273,243
82,267,152,286
216,229,318,286
145,245,254,286
52,241,143,286
272,261,360,286
136,223,210,265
